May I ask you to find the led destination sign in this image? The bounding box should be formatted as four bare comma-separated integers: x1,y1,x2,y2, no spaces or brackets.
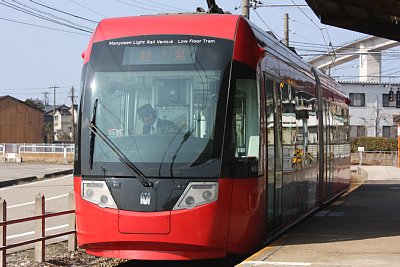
122,45,197,65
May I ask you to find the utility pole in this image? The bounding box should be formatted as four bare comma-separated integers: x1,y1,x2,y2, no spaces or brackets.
70,86,76,140
284,13,289,47
49,86,59,141
42,91,50,107
49,85,59,114
242,0,250,19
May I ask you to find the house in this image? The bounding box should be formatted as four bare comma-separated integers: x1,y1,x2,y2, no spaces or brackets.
0,95,44,143
340,81,400,139
44,104,77,142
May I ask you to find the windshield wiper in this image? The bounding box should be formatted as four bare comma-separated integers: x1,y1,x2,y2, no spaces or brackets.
88,123,154,187
169,128,195,177
89,98,99,169
87,99,153,187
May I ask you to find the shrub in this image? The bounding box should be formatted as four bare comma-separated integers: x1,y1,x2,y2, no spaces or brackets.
351,137,397,152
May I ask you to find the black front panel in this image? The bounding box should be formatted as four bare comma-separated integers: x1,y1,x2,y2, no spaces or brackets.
105,177,189,211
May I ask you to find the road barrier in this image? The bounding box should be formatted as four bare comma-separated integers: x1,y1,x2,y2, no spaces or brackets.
0,193,76,267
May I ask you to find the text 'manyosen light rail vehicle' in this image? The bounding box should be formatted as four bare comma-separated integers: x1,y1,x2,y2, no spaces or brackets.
74,13,351,260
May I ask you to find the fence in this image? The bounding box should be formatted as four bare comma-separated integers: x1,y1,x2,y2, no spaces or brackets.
18,145,74,160
0,193,76,267
1,143,74,155
0,143,74,164
351,151,398,166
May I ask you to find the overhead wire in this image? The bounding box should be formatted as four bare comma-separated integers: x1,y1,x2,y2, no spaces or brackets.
0,0,93,33
13,0,94,31
147,0,188,12
0,16,91,36
115,0,166,13
68,0,106,18
253,8,283,40
28,0,98,23
130,0,189,13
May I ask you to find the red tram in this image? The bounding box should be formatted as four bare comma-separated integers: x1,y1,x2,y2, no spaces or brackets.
74,13,350,260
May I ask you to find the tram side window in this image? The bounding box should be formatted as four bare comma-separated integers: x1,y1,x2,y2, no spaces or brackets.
233,79,260,160
292,89,317,170
281,83,296,172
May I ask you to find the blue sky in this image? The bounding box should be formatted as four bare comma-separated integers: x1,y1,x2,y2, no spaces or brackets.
1,0,393,105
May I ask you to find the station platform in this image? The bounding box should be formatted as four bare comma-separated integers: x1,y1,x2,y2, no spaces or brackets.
0,162,73,187
237,166,400,267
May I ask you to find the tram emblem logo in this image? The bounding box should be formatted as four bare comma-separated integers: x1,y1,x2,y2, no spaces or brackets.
140,192,151,205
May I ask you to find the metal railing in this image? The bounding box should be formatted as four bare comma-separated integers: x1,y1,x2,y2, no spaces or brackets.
1,143,74,155
0,193,76,267
18,145,74,160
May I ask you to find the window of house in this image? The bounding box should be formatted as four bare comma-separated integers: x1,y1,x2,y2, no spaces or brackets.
382,126,396,138
382,94,396,107
357,125,366,136
349,93,365,107
350,125,366,139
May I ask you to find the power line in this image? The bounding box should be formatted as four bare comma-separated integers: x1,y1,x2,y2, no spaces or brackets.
28,0,98,23
69,0,106,18
147,0,188,12
290,0,330,51
129,0,188,13
255,4,309,8
115,0,165,13
253,9,283,40
0,85,76,91
0,0,93,33
0,17,91,36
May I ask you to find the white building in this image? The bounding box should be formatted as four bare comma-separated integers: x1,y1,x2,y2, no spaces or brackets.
340,81,400,139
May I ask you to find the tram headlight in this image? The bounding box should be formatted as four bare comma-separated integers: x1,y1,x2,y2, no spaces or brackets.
85,188,94,198
82,181,118,209
185,196,195,206
173,182,218,210
202,190,213,200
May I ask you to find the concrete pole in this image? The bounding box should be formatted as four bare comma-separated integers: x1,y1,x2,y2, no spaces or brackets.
68,192,77,252
35,194,45,263
242,0,250,18
284,13,289,47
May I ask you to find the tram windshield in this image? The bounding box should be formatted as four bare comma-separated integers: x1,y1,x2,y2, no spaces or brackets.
80,35,233,178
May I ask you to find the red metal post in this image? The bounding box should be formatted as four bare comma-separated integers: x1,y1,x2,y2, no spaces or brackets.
1,198,7,267
41,195,45,262
398,123,400,167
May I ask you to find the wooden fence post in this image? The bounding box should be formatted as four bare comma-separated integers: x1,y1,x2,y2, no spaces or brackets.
34,194,45,263
68,192,77,252
0,198,6,267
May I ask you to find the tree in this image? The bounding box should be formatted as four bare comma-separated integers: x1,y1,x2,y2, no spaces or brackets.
43,122,54,143
372,96,390,137
25,98,45,110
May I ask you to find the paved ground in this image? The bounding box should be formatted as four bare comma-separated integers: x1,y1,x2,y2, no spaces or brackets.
0,162,73,187
237,166,400,267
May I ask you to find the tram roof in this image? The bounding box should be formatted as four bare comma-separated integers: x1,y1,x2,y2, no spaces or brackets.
92,14,242,43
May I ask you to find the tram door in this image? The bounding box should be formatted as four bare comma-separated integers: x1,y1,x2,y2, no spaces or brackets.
265,78,283,231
